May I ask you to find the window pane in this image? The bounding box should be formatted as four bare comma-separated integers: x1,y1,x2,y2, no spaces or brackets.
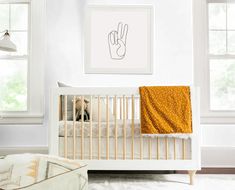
209,3,226,30
228,31,235,54
10,32,28,56
0,4,9,31
0,59,27,111
209,31,226,54
10,4,28,31
210,59,235,110
227,3,235,30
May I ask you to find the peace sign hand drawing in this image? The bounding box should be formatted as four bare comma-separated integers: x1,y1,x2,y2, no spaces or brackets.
108,22,128,60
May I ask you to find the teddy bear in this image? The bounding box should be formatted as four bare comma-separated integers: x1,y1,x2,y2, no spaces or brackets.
75,98,90,121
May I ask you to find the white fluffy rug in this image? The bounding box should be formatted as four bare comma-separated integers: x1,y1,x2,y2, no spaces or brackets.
88,174,235,190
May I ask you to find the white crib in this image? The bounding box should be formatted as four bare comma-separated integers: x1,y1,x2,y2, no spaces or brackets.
49,87,201,185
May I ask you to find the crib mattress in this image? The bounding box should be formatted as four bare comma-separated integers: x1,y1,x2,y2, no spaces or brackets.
59,136,192,160
59,120,191,139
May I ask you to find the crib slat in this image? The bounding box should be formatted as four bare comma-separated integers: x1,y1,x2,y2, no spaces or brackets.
98,96,101,160
81,96,84,160
89,96,93,160
123,95,126,160
149,138,152,160
140,102,143,160
182,139,186,160
59,96,62,120
157,137,159,160
73,96,76,160
114,96,118,160
64,95,68,158
140,135,143,160
113,97,115,115
106,95,110,160
131,95,135,160
126,97,129,119
174,138,176,160
120,98,122,120
165,137,168,160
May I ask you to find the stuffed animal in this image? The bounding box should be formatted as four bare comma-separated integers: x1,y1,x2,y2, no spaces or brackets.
75,98,90,121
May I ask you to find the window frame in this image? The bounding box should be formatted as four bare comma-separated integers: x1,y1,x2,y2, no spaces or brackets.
194,0,235,124
0,0,45,124
0,2,30,112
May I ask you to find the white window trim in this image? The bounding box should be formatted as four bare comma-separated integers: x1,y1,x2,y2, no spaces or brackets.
0,0,45,124
193,0,235,124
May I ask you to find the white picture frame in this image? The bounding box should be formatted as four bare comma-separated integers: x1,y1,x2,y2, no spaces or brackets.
84,5,154,74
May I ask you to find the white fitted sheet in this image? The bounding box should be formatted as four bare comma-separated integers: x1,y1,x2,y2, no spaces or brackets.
59,120,192,139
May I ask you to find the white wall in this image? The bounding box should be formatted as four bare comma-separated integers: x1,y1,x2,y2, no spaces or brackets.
0,0,234,167
46,0,193,88
0,0,193,146
201,124,235,167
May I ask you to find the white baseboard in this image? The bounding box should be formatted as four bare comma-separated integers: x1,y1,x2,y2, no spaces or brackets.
201,146,235,168
1,146,234,168
0,146,48,156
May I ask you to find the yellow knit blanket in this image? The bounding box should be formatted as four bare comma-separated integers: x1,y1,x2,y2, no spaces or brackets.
139,86,192,134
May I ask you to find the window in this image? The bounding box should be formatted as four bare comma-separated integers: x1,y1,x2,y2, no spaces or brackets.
0,0,45,124
208,1,235,111
194,0,235,123
0,3,29,111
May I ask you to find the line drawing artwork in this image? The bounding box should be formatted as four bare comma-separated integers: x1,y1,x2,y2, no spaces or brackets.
108,22,128,60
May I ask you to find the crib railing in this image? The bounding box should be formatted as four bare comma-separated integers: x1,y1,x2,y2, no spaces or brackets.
49,86,200,184
59,94,191,161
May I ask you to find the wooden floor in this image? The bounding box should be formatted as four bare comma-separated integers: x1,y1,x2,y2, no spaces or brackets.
176,168,235,174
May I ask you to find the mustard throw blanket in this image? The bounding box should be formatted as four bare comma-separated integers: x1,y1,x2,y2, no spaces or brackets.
139,86,192,134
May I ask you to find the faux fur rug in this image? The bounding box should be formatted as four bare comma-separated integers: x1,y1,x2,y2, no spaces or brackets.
88,174,235,190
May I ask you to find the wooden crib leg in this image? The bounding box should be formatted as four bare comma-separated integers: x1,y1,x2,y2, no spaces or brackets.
188,170,197,185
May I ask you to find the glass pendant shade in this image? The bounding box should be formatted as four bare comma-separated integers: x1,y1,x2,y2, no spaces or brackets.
0,31,17,52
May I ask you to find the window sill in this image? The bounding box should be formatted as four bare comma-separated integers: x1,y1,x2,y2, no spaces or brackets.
0,114,44,125
201,116,235,124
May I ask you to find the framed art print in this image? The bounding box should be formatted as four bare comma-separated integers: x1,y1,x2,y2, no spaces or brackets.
84,5,154,74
